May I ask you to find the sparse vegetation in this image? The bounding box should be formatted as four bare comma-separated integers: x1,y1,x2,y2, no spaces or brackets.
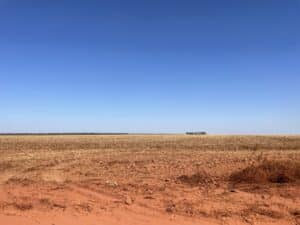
230,159,300,184
0,135,299,224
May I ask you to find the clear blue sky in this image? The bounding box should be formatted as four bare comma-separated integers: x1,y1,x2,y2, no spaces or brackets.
1,0,299,134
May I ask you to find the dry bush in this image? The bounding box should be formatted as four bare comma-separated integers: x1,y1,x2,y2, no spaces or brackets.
177,171,213,186
230,160,300,184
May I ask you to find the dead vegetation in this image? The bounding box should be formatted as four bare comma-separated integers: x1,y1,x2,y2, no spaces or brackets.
230,159,300,184
6,177,35,186
12,202,33,211
177,171,214,186
1,135,300,152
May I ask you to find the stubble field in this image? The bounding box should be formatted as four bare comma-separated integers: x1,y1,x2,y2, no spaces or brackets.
0,135,299,225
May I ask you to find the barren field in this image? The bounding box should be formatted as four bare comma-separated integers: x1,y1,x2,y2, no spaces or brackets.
0,135,299,225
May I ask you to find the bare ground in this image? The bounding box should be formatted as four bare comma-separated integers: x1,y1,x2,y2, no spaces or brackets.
0,135,299,225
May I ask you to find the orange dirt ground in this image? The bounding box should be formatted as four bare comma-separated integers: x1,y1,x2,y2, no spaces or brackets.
0,135,299,225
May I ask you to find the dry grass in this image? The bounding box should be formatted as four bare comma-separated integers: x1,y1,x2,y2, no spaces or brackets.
230,159,300,184
1,135,300,152
177,171,214,186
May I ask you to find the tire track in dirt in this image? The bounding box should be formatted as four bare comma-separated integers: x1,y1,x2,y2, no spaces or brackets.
20,158,75,183
67,183,120,203
66,183,162,214
64,183,218,225
66,183,175,220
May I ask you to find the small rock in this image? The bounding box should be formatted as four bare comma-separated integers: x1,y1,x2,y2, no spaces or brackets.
166,207,173,213
125,196,133,205
144,195,155,200
105,180,118,187
166,204,176,213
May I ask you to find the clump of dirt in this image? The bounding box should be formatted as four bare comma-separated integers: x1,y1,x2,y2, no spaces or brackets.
107,160,130,166
6,178,35,186
73,202,92,212
0,161,14,172
230,160,300,184
177,171,213,186
13,202,33,211
38,198,66,211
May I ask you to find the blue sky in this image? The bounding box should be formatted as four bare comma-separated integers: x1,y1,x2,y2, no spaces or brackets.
1,0,300,134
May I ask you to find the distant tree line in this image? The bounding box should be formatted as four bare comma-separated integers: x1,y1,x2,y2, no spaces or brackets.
185,132,207,135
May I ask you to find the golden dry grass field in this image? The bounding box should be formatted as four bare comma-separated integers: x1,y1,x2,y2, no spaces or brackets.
0,135,299,225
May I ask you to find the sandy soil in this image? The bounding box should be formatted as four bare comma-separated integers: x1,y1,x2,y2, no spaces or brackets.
0,135,299,225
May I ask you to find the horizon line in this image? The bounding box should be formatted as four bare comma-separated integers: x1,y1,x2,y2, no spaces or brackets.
0,132,299,136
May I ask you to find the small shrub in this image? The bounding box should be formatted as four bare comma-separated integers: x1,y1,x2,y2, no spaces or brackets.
230,160,300,184
177,171,213,186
